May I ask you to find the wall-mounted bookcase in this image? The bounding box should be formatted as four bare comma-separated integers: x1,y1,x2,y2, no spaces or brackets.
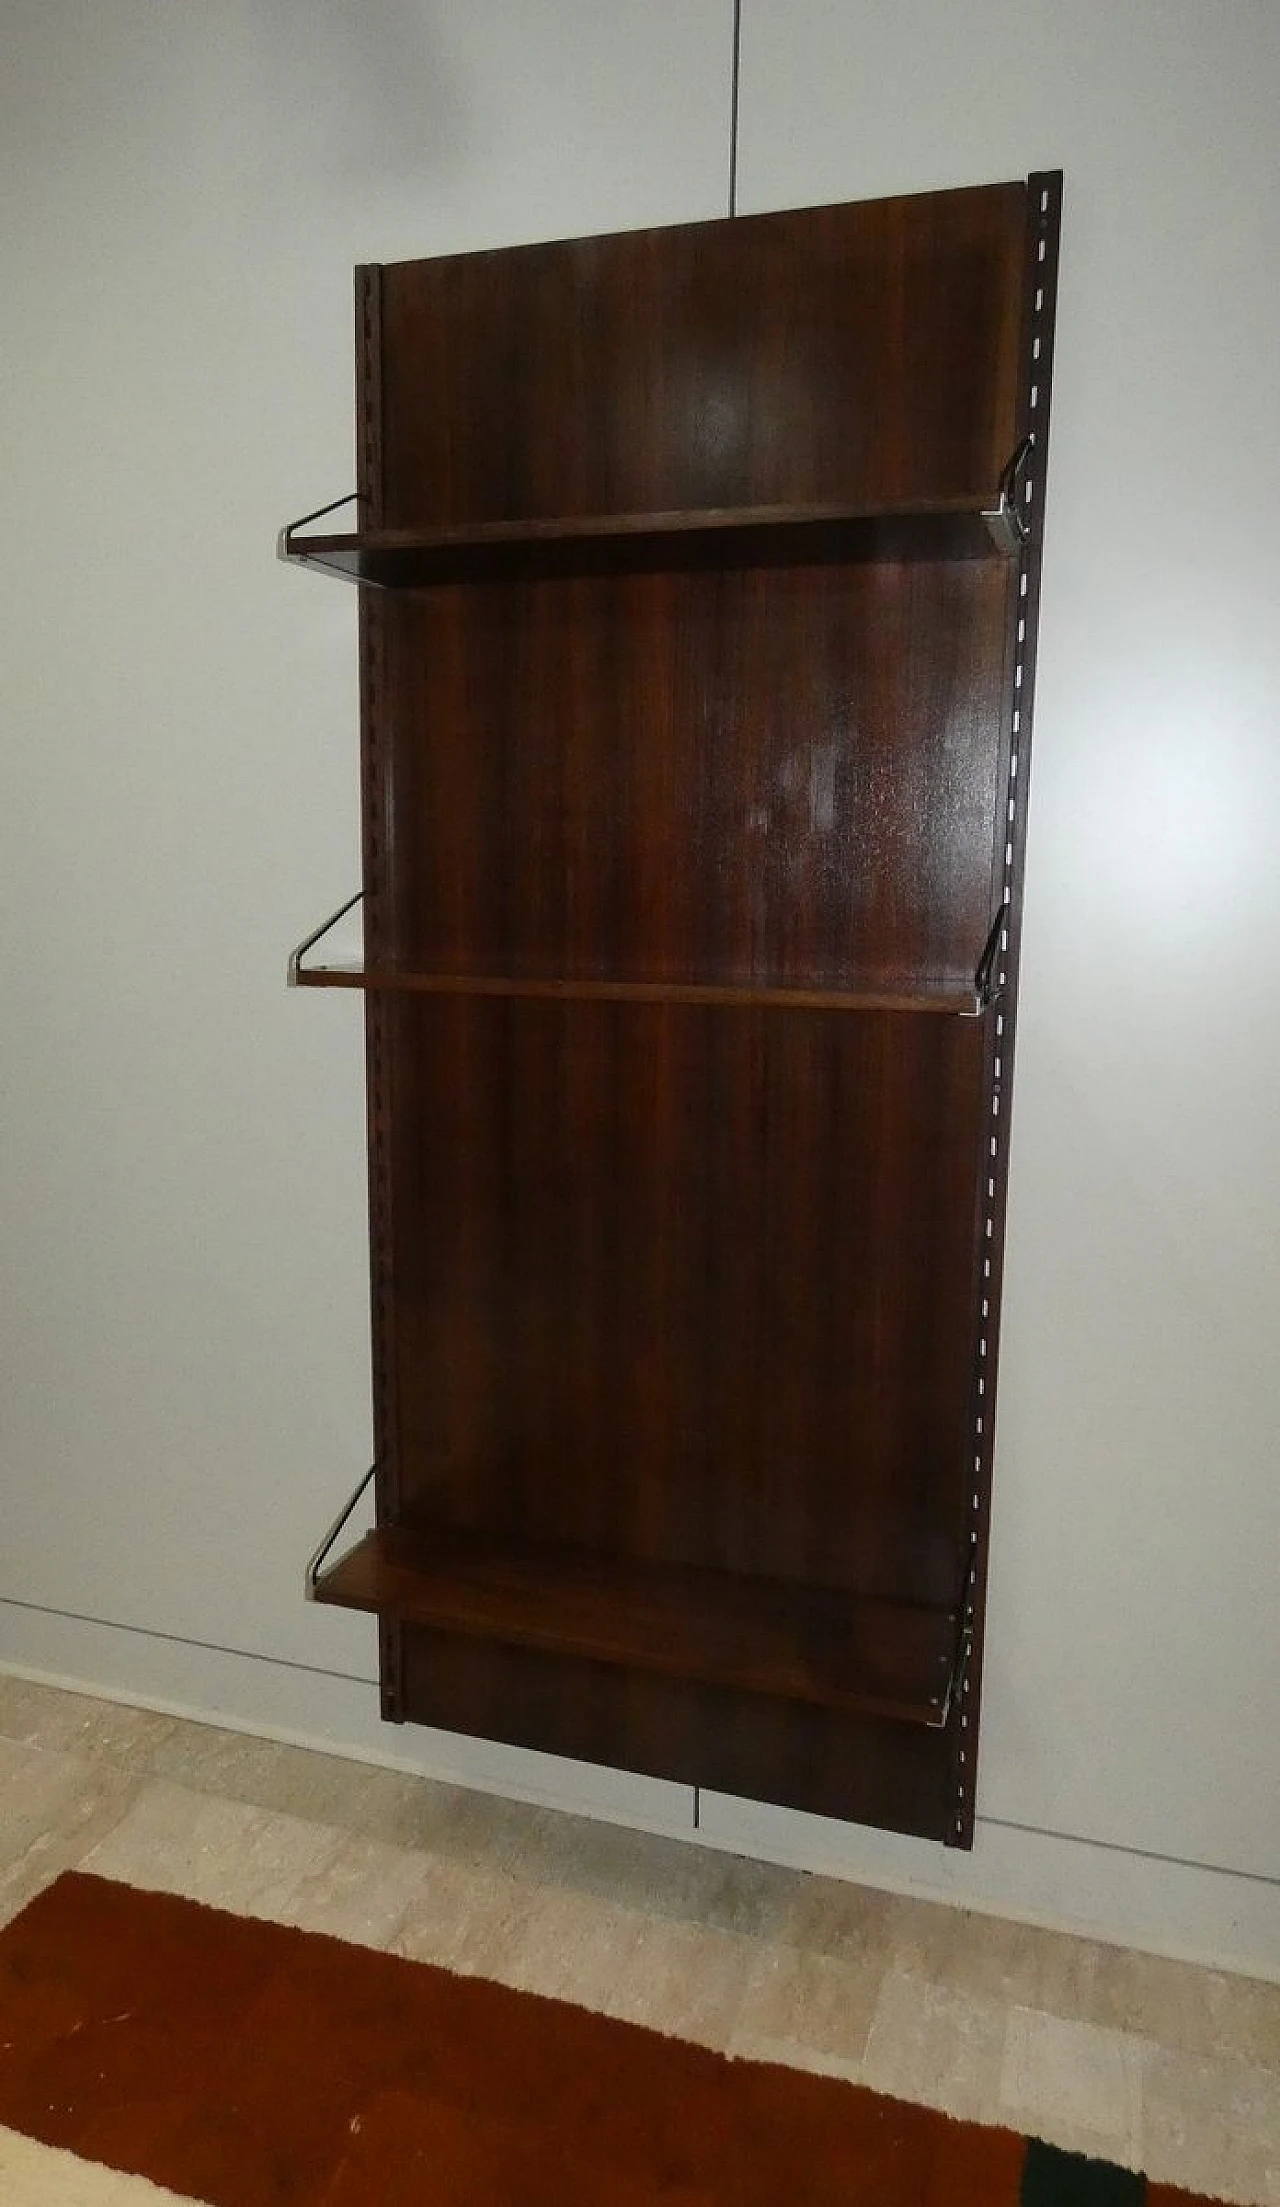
283,173,1061,1846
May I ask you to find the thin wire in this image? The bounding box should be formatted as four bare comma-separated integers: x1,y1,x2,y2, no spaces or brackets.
728,0,742,216
980,1813,1280,1891
0,1592,377,1688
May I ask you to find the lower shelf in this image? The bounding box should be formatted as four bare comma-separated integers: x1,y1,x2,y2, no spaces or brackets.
313,1526,962,1730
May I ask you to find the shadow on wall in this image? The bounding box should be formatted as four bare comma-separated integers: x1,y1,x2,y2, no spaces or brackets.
245,0,463,177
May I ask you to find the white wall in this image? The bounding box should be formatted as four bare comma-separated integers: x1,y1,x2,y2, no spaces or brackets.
0,0,731,1828
2,0,1277,1975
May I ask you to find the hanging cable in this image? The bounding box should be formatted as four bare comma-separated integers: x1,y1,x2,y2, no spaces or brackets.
728,0,742,216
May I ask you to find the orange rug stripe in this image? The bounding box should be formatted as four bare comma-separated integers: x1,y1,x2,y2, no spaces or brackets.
0,1874,1235,2206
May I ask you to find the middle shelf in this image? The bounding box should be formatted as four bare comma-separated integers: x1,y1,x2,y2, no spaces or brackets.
278,488,1025,589
312,1522,963,1729
288,891,1005,1015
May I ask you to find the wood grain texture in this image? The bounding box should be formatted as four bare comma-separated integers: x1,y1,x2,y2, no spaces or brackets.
282,500,1015,585
376,186,1026,526
314,1525,959,1726
299,178,1054,1842
398,1627,958,1840
388,998,988,1611
297,969,984,1012
381,558,1011,996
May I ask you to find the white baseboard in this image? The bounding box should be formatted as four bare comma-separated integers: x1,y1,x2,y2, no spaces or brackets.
2,1597,1275,1983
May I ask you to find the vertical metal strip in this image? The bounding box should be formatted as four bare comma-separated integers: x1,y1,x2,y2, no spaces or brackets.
947,172,1063,1844
355,265,405,1723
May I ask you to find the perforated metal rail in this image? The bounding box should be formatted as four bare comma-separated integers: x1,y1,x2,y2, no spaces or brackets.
949,170,1062,1847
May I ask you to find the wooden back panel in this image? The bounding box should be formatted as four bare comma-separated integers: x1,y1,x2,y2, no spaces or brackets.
350,176,1054,1844
377,187,1025,522
382,558,1009,994
389,996,985,1608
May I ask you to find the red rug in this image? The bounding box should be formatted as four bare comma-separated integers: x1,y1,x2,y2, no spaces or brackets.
0,1872,1239,2205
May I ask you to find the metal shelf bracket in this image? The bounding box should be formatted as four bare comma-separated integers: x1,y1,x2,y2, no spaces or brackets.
974,901,1012,1007
277,491,358,564
306,1463,378,1600
982,436,1035,554
288,890,364,986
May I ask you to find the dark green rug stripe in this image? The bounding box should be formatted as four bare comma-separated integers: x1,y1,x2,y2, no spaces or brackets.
1022,2136,1146,2206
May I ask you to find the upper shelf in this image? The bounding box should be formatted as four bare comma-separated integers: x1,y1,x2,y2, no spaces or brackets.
287,892,1009,1017
277,467,1031,589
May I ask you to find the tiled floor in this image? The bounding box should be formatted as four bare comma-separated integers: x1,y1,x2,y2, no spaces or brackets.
0,1676,1276,2204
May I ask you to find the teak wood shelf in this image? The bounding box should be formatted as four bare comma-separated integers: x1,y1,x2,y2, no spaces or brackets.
284,175,1061,1847
287,890,1008,1015
311,1528,961,1730
278,485,1029,586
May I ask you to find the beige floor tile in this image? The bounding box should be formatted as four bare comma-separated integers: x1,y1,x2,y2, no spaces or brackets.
329,1764,475,1852
0,1677,177,1766
772,1870,896,1967
396,1856,843,2058
924,1909,1102,2014
1001,2006,1144,2167
873,1890,970,1979
0,1738,142,1926
869,1892,1107,2031
1082,1942,1224,2056
920,1910,1280,2074
597,1917,755,2051
276,1832,442,1949
866,1894,1277,2082
392,1854,530,1974
0,2122,195,2204
0,1737,97,1866
731,1941,885,2076
1204,1973,1280,2073
1156,1959,1280,2073
860,1965,1008,2123
394,1864,748,2047
1142,2043,1280,2207
80,1778,342,1919
466,1808,794,1938
1041,1938,1280,2069
406,1786,563,1873
480,1880,652,2009
926,1913,1280,2080
145,1720,466,1848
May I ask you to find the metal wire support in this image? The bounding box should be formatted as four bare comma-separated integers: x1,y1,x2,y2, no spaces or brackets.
982,436,1035,554
277,491,358,563
287,890,364,986
306,1463,378,1599
974,901,1012,1006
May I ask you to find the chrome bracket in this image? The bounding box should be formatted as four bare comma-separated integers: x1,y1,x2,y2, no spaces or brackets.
277,491,358,564
935,1614,975,1730
974,900,1012,1007
934,1555,979,1729
982,436,1035,554
306,1463,378,1599
287,890,364,986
